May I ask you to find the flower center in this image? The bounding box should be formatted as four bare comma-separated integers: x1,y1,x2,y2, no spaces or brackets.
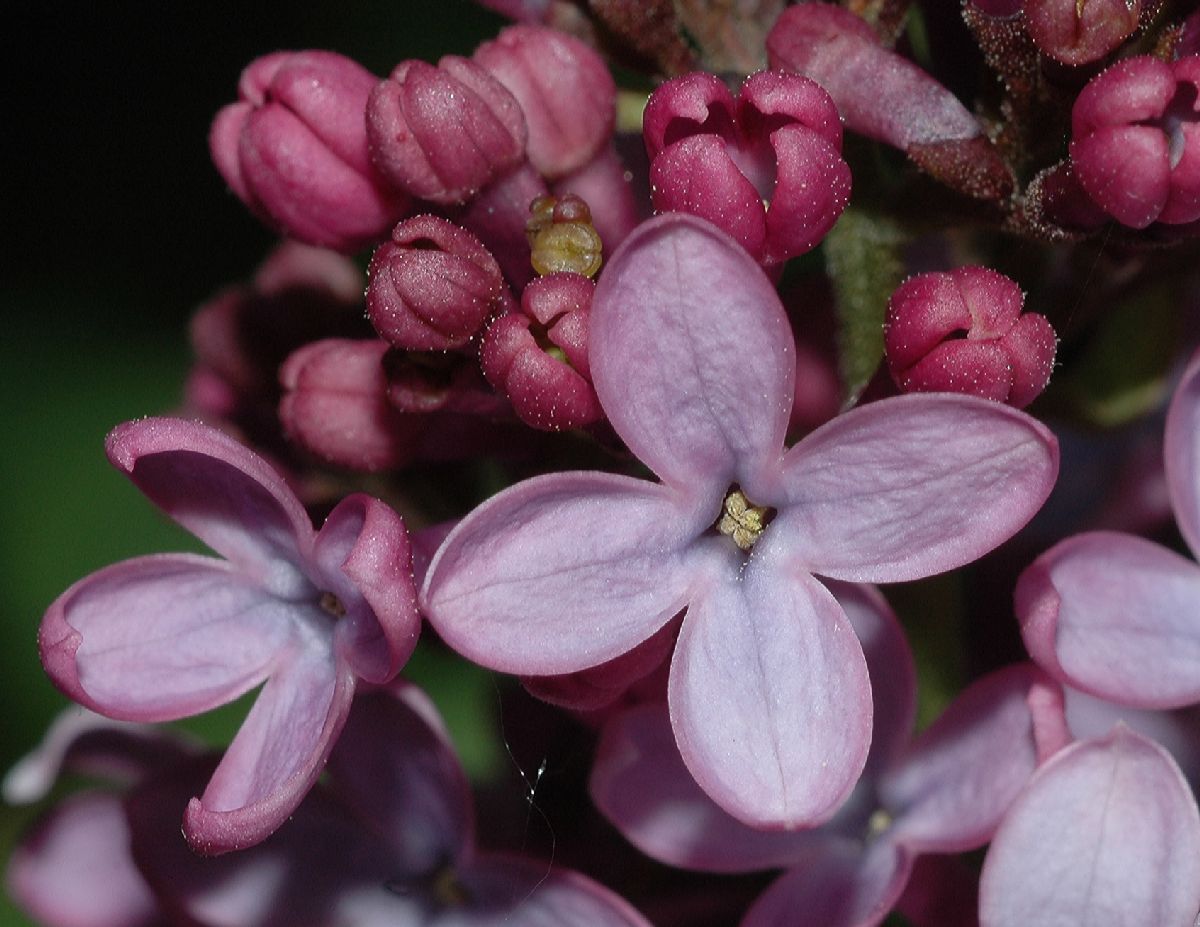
319,591,346,618
867,808,892,839
431,865,471,907
716,488,774,551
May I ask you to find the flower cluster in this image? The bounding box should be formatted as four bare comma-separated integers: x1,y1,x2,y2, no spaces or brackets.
13,4,1200,927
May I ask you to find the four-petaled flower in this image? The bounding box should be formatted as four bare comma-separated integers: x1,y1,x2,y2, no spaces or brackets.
422,214,1059,829
38,418,420,854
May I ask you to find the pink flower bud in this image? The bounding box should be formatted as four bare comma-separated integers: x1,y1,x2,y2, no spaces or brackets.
366,56,527,205
279,338,421,471
366,215,509,351
644,70,850,264
473,25,616,179
884,267,1057,408
480,272,601,429
1070,55,1200,229
1024,0,1140,67
209,51,408,252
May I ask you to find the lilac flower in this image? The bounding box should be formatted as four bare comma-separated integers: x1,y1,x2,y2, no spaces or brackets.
123,683,654,927
590,582,1050,927
37,418,420,854
1023,0,1141,66
421,213,1059,829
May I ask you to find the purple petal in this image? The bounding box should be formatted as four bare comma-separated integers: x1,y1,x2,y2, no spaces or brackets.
742,840,912,927
8,792,165,927
669,546,872,828
771,393,1058,582
590,702,819,872
40,554,293,721
1017,531,1200,707
588,214,796,496
106,418,314,594
979,726,1200,927
1165,348,1200,559
314,493,420,684
184,648,355,854
327,683,473,873
830,580,917,775
422,472,712,675
880,664,1043,852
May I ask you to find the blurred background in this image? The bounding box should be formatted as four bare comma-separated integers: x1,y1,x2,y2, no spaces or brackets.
2,4,504,923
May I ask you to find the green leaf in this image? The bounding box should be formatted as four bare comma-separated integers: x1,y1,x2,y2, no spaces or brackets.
823,207,906,404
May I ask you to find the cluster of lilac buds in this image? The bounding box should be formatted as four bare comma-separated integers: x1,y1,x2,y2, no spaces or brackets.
19,3,1200,926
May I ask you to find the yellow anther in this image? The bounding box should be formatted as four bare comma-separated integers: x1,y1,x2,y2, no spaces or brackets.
716,489,772,551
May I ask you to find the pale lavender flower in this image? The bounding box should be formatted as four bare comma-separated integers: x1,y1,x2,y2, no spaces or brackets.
37,418,420,854
421,214,1058,829
590,581,1050,927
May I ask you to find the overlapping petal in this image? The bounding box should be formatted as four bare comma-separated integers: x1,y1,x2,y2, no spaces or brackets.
1165,347,1200,558
39,554,293,720
1016,531,1200,708
979,726,1200,927
771,393,1058,582
422,472,712,674
669,544,872,828
589,214,796,495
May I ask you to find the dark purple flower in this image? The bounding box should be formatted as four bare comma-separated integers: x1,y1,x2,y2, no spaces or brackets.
37,418,420,853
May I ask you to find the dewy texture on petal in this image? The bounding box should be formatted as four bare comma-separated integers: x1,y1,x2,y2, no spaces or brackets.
588,214,795,496
39,418,419,855
979,726,1200,927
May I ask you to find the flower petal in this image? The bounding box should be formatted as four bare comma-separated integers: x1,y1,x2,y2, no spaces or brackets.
39,554,294,721
327,683,473,873
314,493,420,684
589,214,796,495
422,472,710,674
669,548,872,828
1165,348,1200,559
8,792,164,927
590,703,818,872
184,646,355,854
742,840,911,927
106,418,314,595
880,664,1043,852
979,726,1200,927
1016,531,1200,708
771,393,1058,581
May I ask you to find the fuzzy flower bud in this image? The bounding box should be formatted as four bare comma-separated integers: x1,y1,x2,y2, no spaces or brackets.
1070,55,1200,229
644,70,850,265
884,267,1057,409
480,271,601,429
474,25,616,179
1023,0,1140,67
209,51,408,252
367,215,508,351
366,56,527,205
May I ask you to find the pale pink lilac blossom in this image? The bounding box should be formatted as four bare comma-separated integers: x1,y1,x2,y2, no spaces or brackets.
421,213,1059,829
37,418,420,854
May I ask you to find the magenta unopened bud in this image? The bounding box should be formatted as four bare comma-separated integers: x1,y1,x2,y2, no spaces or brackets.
367,215,508,351
884,267,1057,408
279,338,420,471
644,70,850,264
210,51,408,252
367,56,527,205
480,272,601,429
1070,56,1200,229
1024,0,1140,66
474,25,616,179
